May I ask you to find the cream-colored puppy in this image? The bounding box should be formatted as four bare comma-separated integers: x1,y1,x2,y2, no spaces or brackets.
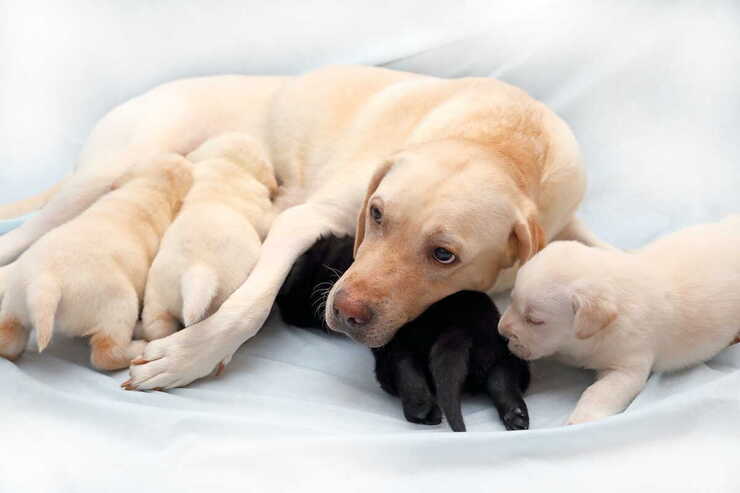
0,154,192,369
141,133,277,341
499,215,740,425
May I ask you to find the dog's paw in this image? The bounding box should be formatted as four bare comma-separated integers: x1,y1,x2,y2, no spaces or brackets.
502,406,529,430
401,397,442,426
121,325,235,391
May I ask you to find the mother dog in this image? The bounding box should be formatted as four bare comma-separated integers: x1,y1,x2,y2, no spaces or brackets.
0,65,600,390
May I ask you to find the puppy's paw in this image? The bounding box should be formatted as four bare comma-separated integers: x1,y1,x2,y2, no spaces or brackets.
502,406,529,430
401,397,442,426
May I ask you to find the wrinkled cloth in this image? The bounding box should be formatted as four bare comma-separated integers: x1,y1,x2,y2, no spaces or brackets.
1,1,739,491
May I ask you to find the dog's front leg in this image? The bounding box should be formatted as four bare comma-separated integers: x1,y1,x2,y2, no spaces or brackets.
567,366,650,425
124,202,351,390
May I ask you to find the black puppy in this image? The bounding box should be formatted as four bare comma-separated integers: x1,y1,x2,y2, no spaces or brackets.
276,235,530,432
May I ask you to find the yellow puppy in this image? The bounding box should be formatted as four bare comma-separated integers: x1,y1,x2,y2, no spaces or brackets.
499,215,740,424
141,134,277,340
0,154,192,369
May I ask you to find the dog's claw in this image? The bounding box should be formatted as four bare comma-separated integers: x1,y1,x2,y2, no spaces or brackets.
131,357,149,365
214,361,225,377
120,379,138,391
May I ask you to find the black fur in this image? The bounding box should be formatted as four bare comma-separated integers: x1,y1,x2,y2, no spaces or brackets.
276,235,530,432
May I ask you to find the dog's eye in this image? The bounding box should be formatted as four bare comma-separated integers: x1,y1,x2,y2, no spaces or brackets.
370,205,382,224
432,247,456,264
526,316,544,326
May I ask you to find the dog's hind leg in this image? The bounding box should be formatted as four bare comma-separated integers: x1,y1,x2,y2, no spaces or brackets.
140,305,181,341
89,284,146,371
485,354,530,430
374,340,441,426
126,201,354,390
90,333,147,371
0,316,29,361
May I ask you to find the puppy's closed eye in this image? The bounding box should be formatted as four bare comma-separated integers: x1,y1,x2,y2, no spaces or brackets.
525,316,544,326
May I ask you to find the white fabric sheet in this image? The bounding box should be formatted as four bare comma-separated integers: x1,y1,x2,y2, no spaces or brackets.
1,1,739,491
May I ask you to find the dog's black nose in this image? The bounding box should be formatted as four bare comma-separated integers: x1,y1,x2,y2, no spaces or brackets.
333,288,374,329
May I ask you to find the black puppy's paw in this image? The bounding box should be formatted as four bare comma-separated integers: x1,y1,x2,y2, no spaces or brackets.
402,397,442,426
502,406,529,430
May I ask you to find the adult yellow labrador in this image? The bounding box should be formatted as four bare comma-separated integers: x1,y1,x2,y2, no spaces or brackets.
0,65,603,389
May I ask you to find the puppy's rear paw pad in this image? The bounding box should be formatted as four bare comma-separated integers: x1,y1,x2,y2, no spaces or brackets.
503,407,529,430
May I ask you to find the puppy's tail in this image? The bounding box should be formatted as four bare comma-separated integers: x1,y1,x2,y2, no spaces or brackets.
26,275,61,352
429,330,472,432
180,264,218,327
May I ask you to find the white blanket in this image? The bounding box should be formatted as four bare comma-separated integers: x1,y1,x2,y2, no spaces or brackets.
1,1,739,491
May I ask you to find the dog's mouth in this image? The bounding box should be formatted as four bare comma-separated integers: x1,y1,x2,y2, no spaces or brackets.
506,338,533,360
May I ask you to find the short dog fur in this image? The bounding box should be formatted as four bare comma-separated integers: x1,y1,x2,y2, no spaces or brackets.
141,133,277,340
277,235,530,431
0,154,192,369
499,215,740,424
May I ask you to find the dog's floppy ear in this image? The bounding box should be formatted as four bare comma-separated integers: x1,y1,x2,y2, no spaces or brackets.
510,203,545,265
354,160,393,256
571,286,618,339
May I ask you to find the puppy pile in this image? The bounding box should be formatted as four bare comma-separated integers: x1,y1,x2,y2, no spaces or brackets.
499,215,740,424
142,133,277,340
0,155,192,368
0,133,275,371
277,235,530,432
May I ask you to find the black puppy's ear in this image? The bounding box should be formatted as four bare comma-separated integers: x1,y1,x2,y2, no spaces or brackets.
354,160,393,257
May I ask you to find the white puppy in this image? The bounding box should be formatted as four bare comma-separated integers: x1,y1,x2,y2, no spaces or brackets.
499,215,740,425
140,133,277,342
0,154,192,369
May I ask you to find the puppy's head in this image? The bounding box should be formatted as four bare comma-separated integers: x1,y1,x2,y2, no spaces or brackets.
498,241,618,360
187,133,278,197
326,139,545,347
113,153,194,212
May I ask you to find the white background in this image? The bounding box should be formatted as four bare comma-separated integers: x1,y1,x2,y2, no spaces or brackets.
1,1,739,491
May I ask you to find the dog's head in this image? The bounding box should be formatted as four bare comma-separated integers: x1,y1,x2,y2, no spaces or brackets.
325,139,545,347
498,241,618,360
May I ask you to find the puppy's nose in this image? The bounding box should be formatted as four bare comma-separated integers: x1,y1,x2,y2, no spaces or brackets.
498,319,512,338
333,289,373,329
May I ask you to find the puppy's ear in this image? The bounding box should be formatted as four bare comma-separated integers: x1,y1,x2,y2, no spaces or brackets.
354,160,393,257
571,286,618,339
510,204,545,265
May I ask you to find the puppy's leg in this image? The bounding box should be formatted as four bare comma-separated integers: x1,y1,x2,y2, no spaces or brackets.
485,355,530,430
0,173,119,265
0,316,29,361
567,366,650,425
141,300,181,341
90,333,147,371
374,341,441,426
125,202,352,390
89,285,146,371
